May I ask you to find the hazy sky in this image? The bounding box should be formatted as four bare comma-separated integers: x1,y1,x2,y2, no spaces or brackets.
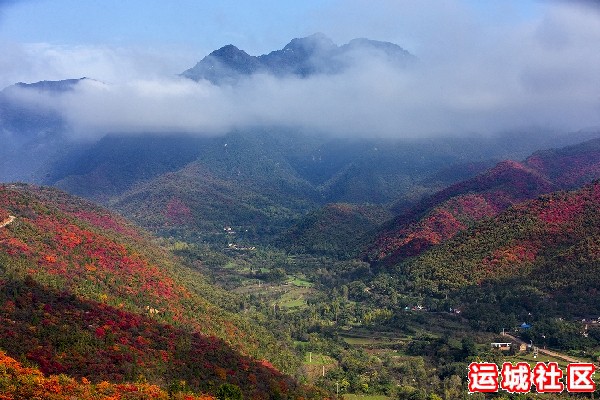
0,1,540,49
1,0,600,137
0,0,544,78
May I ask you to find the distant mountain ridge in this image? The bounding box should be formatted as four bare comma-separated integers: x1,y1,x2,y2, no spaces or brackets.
7,77,89,93
181,33,415,84
0,78,93,184
100,132,593,245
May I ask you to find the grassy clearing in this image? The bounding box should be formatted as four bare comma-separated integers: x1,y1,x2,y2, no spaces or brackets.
340,333,409,346
279,287,312,309
303,352,336,365
281,297,306,309
287,276,313,287
342,336,387,345
232,281,313,312
343,394,390,400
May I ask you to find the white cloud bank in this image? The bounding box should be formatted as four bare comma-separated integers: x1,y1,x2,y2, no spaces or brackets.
2,1,600,138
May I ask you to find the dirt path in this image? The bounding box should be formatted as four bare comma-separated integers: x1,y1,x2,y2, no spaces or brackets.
537,348,581,363
0,216,15,228
503,333,581,363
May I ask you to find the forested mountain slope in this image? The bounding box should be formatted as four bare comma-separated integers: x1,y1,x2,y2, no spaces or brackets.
0,184,318,399
368,138,600,266
396,181,600,331
278,203,392,259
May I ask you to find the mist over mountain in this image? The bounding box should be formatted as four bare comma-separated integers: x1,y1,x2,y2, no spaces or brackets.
9,78,87,92
0,78,90,183
3,12,600,139
1,31,600,241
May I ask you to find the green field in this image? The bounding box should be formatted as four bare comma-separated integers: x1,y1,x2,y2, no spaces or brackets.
340,333,409,346
303,352,336,365
279,286,312,309
342,336,387,345
287,276,313,287
281,297,306,309
343,395,391,400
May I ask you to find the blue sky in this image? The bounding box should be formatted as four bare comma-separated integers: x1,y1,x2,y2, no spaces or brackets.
0,0,334,54
1,0,599,137
0,0,550,84
0,0,542,55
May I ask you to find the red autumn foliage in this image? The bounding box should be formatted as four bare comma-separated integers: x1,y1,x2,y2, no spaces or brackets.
0,277,302,399
0,348,216,399
371,139,600,265
370,160,554,264
481,242,539,274
525,139,600,189
1,237,31,256
165,197,193,226
372,193,500,262
0,184,318,399
401,181,600,318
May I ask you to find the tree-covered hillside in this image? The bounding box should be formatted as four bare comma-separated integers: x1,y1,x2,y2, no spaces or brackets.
279,203,392,259
393,182,600,331
0,184,320,399
368,138,600,267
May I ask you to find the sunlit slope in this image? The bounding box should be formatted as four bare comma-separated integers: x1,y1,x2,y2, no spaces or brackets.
0,184,317,398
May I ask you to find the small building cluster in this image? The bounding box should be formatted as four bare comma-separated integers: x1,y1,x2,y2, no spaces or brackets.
490,342,529,353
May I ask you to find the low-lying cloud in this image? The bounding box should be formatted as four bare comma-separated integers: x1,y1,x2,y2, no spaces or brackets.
3,1,600,138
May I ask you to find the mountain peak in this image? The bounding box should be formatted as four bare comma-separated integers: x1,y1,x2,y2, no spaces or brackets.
282,32,337,52
209,44,247,58
181,44,262,83
182,33,414,84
